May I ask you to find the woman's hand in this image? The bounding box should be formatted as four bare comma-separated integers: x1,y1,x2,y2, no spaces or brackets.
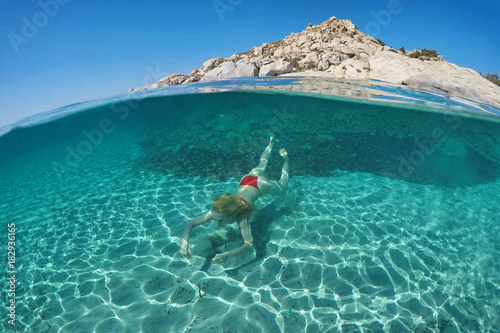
180,243,192,259
212,253,228,265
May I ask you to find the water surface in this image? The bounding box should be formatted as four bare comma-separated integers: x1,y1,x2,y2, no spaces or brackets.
1,77,499,332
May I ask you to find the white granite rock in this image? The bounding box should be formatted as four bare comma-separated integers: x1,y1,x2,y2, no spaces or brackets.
334,59,369,79
402,75,490,103
368,51,426,82
129,16,500,106
202,61,258,81
259,59,293,77
202,57,225,73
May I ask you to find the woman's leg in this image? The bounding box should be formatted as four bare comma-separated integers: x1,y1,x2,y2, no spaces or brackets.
260,149,289,196
278,149,289,190
247,137,275,176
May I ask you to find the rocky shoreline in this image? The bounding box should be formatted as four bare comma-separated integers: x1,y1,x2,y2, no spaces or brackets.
129,16,500,107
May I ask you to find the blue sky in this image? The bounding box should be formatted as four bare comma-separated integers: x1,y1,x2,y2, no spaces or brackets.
1,0,499,128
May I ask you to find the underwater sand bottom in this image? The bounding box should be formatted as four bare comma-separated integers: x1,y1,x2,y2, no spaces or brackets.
4,164,500,332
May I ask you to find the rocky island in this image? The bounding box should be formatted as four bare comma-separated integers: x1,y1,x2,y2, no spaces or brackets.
129,16,500,107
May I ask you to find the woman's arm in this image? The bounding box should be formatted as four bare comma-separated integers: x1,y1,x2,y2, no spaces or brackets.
180,211,213,259
212,218,253,264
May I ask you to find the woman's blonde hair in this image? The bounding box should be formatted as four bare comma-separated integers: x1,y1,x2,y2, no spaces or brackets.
212,194,255,218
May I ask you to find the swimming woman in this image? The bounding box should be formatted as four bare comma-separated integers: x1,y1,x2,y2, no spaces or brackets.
180,137,289,265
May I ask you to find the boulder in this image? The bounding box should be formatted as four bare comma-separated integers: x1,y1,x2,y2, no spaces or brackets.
402,75,444,92
402,75,490,103
201,57,225,73
258,58,274,67
202,61,258,81
340,45,356,57
259,60,293,77
157,74,189,87
368,51,425,82
334,59,369,79
299,52,320,66
273,47,285,58
129,73,188,91
235,61,259,76
297,35,308,46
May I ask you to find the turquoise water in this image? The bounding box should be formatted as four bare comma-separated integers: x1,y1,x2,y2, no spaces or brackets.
1,77,500,332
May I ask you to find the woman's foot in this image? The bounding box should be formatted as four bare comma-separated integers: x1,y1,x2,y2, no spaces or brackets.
279,148,288,161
